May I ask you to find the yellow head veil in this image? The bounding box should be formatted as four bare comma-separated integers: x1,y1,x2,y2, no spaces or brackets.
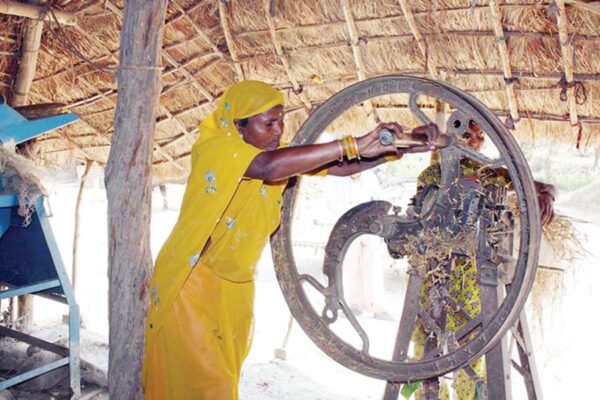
198,80,285,143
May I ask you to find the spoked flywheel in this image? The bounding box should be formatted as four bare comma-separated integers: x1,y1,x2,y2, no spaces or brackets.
271,75,541,382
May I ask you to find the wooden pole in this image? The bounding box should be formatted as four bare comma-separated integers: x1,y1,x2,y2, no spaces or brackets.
12,2,43,106
340,0,379,123
556,0,582,144
489,0,520,123
14,0,46,330
263,0,312,110
0,0,76,25
397,0,437,77
104,0,167,398
72,159,93,294
218,0,244,80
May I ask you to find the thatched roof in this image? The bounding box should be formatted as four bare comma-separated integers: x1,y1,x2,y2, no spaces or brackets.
1,0,599,181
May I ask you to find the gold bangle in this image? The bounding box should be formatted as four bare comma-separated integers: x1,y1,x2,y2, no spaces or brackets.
343,136,356,160
336,140,344,162
348,135,360,160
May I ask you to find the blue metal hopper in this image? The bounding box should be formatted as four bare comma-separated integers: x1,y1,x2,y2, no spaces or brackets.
0,98,80,397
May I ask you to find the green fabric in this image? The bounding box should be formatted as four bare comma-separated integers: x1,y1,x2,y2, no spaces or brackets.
401,381,422,399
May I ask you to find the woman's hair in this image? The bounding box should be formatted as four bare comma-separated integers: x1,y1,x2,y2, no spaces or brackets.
238,118,249,128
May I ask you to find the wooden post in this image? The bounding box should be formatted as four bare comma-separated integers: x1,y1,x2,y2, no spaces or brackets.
0,0,76,25
104,0,168,398
72,159,93,293
489,0,520,123
555,0,581,144
14,0,46,331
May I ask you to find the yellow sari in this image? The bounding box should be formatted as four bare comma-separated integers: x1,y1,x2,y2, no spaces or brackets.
143,81,285,399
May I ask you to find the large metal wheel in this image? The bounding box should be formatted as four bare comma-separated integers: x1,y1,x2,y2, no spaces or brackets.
271,75,541,382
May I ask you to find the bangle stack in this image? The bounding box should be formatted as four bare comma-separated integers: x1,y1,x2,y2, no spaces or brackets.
338,135,361,161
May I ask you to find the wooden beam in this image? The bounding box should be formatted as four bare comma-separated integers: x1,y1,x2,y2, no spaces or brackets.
13,0,48,328
489,0,520,122
263,0,311,110
340,0,379,124
235,28,600,64
12,1,44,107
397,0,436,77
340,0,367,81
74,81,187,173
33,49,119,84
556,0,582,143
0,0,76,25
105,1,168,398
564,0,600,15
170,0,225,59
71,78,185,171
218,1,244,80
442,68,600,81
374,103,600,125
234,4,557,39
105,0,215,103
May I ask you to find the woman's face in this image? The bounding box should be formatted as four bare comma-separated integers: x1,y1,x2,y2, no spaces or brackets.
236,105,285,150
461,121,485,152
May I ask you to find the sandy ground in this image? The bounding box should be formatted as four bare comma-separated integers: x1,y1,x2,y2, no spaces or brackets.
8,167,600,399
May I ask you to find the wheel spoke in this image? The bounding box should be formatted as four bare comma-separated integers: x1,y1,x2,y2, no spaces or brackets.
389,273,425,362
409,93,432,125
454,141,505,168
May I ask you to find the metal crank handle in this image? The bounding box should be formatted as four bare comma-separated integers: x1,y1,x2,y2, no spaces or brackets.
378,129,450,149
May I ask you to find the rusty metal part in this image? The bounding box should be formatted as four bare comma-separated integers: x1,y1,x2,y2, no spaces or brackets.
271,75,541,382
378,129,451,148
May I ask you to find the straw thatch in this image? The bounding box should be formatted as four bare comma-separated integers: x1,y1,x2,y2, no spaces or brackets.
1,0,600,181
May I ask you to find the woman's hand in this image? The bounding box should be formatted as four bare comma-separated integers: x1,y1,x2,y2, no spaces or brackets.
403,123,440,154
356,122,439,159
534,181,556,226
538,191,555,226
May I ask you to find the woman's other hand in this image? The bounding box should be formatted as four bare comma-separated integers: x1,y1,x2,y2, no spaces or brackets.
403,123,440,154
538,191,555,226
534,181,556,226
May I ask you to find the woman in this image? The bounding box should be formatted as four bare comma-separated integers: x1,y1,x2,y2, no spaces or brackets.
409,121,555,399
142,80,437,399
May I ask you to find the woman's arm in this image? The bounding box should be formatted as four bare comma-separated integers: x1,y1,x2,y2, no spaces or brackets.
324,156,392,176
245,123,438,182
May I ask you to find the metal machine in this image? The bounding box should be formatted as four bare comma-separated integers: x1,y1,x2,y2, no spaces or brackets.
0,95,80,397
272,76,542,399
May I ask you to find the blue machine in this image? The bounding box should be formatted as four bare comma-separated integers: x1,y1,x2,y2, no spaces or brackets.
0,95,80,397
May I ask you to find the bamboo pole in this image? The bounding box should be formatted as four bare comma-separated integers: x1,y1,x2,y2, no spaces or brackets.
340,0,367,81
170,0,226,60
263,0,312,110
564,0,600,15
340,0,380,124
218,0,245,80
397,0,437,77
489,0,520,123
555,0,582,144
234,4,554,39
236,29,600,63
12,3,43,107
0,0,76,25
13,0,48,329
